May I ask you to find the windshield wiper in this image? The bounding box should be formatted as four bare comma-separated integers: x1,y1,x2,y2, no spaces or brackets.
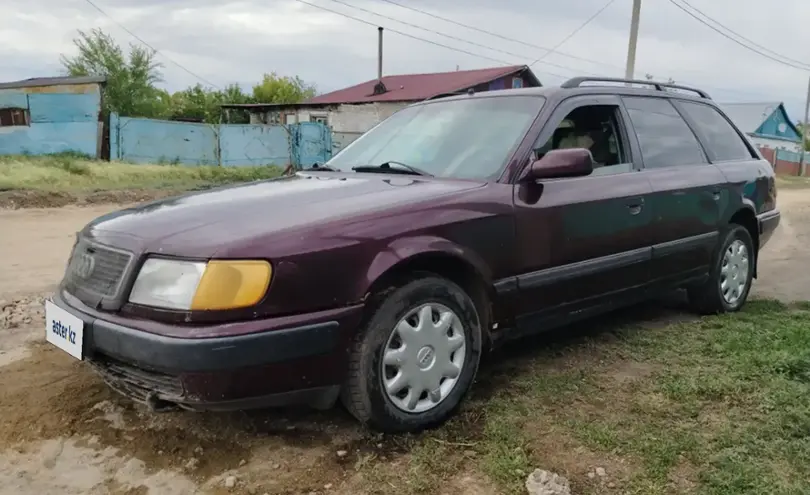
351,161,433,177
306,163,339,171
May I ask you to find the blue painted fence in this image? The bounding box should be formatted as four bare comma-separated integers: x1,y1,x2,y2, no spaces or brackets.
218,125,291,167
0,90,101,157
110,114,217,165
110,114,331,167
774,148,810,164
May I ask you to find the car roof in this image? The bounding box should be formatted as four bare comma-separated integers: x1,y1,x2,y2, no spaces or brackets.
421,77,716,107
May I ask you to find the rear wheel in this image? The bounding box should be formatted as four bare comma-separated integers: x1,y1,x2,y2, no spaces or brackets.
687,224,755,314
341,275,482,433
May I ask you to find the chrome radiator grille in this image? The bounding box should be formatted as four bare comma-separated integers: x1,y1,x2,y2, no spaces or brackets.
62,239,134,300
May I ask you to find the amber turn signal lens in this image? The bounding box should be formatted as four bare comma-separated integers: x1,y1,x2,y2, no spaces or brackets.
190,260,272,311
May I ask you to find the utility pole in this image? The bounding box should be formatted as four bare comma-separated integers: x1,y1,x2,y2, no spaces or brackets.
625,0,642,80
801,75,810,176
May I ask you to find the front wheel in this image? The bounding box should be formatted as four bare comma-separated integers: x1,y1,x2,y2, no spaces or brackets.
687,224,755,314
340,275,483,433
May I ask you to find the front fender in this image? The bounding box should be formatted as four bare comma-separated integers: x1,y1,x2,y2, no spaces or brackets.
355,235,493,301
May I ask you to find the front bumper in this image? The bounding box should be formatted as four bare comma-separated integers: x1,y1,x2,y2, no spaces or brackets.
52,291,364,411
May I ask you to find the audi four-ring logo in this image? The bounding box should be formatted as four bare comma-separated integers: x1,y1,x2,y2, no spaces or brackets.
73,252,96,279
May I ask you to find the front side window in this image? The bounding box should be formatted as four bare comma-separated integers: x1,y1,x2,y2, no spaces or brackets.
325,96,545,180
623,97,706,169
534,104,630,173
678,101,753,161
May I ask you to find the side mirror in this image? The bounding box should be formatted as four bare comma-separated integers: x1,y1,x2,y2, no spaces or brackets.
526,148,594,180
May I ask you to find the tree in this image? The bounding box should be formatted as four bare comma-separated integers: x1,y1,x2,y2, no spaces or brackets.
799,122,810,151
252,72,316,103
60,29,317,122
168,83,254,123
61,29,167,118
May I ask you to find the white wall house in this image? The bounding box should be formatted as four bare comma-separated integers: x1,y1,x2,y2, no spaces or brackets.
268,101,409,152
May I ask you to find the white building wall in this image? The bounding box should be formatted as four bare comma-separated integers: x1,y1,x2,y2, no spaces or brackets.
290,102,409,153
326,102,408,133
255,102,411,153
289,102,407,130
749,135,801,152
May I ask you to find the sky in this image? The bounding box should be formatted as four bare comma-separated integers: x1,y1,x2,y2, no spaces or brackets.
3,0,809,120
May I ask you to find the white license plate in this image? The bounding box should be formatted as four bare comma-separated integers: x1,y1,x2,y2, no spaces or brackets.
45,300,84,360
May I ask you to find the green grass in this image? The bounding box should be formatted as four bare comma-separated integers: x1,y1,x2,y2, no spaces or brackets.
354,301,810,494
0,153,283,192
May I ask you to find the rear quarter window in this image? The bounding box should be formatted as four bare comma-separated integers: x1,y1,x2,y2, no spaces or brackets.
678,101,754,161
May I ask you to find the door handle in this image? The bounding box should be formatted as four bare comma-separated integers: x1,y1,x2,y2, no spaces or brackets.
712,187,721,201
626,197,644,215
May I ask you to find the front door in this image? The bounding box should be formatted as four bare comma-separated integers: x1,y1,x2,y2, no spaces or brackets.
621,96,725,284
512,95,655,332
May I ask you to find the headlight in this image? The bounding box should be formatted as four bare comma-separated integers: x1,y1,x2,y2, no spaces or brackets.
129,258,272,311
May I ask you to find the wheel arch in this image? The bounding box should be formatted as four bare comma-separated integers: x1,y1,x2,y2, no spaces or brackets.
360,239,495,348
728,206,759,277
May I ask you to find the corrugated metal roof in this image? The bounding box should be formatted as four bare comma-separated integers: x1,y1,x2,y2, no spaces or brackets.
306,65,538,105
0,76,107,90
718,102,782,133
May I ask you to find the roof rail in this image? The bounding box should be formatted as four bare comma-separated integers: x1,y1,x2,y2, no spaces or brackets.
560,77,711,99
424,90,467,101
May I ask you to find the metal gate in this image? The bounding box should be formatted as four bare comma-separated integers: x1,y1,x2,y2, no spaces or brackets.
292,122,332,168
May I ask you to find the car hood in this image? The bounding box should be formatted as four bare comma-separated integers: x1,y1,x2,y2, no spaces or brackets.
84,172,483,257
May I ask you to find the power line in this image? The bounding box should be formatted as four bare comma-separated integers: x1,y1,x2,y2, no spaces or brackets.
680,0,810,70
374,0,625,73
668,0,810,71
322,0,596,77
372,0,804,98
310,0,779,99
293,0,517,67
529,0,617,68
81,0,221,88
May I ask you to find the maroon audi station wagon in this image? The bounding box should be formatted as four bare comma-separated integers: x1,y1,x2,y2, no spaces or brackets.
45,77,780,433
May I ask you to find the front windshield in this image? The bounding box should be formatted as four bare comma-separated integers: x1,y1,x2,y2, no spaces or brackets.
325,95,545,180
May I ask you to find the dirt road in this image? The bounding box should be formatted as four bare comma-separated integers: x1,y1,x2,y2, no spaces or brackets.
1,190,808,495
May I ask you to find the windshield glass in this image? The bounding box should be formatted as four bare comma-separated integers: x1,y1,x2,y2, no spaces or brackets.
325,95,545,180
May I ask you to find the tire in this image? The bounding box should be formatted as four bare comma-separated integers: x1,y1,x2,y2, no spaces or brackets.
687,224,755,315
340,274,483,433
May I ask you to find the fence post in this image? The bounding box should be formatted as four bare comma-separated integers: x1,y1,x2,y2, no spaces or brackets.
324,123,333,162
213,123,221,167
109,113,120,160
291,124,300,170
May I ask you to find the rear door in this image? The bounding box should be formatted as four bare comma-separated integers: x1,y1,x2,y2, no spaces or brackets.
621,96,726,285
674,99,772,216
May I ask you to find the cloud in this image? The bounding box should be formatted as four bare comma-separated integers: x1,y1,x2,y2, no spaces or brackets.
4,0,809,117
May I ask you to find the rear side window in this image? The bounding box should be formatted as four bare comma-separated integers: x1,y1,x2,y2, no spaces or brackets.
678,101,753,161
623,97,706,168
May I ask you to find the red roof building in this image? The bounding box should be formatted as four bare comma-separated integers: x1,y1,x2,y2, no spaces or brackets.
306,65,541,104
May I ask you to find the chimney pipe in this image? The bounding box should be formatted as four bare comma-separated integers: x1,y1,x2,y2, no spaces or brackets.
377,27,383,81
